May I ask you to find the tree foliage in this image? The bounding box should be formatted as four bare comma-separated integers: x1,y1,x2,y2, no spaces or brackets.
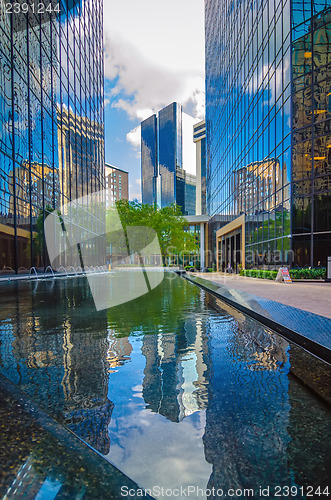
107,200,198,261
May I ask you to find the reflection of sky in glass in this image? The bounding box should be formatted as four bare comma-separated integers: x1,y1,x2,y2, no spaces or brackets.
206,0,331,268
206,0,292,218
205,0,293,267
0,0,104,270
158,102,182,208
141,115,158,205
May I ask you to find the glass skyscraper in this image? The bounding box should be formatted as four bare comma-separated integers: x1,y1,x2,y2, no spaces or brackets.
0,0,105,273
158,102,182,207
205,0,330,269
141,114,157,205
141,102,196,214
292,1,331,266
175,167,197,216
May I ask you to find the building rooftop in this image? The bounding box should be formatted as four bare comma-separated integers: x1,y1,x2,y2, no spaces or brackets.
105,164,129,175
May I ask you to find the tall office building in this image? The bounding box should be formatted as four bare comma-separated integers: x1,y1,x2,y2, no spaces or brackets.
158,102,183,207
105,164,129,207
205,0,330,269
141,102,196,214
193,120,207,215
0,0,105,273
141,114,158,205
175,167,197,216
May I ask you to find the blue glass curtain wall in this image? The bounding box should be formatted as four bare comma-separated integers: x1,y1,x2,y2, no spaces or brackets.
0,0,105,273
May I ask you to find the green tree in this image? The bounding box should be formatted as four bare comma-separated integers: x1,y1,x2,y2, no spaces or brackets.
106,200,198,264
24,205,54,262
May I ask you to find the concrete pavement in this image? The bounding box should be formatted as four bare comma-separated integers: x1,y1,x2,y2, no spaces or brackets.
193,272,331,319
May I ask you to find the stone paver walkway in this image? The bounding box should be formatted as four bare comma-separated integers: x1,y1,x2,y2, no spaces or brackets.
193,272,331,319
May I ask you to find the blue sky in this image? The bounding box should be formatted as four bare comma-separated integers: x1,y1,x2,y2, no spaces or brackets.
103,0,205,201
104,81,142,199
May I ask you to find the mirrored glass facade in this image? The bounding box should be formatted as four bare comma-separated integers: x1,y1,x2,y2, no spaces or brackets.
292,1,331,266
158,102,183,208
141,114,157,205
0,0,105,273
141,102,194,213
205,0,331,268
175,167,196,215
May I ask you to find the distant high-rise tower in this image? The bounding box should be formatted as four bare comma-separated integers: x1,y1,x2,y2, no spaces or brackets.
141,115,158,205
141,103,195,214
158,103,183,208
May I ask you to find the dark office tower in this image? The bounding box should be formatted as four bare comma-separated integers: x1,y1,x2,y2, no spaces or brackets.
158,102,183,208
141,114,158,205
205,0,330,269
0,0,105,273
176,167,196,215
141,103,188,210
291,2,331,266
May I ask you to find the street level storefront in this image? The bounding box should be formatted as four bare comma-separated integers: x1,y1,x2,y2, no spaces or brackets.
215,214,294,273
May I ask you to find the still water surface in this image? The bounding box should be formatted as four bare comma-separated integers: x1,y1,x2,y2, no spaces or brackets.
0,273,330,498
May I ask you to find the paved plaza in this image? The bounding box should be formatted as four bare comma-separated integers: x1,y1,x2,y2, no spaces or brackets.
193,272,331,319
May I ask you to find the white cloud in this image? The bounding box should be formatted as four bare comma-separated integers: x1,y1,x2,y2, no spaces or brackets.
103,0,205,121
126,125,141,148
126,125,141,159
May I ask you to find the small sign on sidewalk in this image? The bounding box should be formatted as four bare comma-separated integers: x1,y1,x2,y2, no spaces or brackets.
275,267,292,283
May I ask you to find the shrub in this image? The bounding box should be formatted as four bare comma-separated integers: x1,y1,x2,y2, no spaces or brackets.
289,267,326,279
240,269,277,280
239,267,326,280
185,265,195,272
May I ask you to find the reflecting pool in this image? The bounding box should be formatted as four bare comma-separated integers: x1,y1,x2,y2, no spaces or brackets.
0,273,330,498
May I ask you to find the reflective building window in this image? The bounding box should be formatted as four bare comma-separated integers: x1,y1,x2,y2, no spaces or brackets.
141,114,157,205
141,102,196,213
205,0,330,268
158,102,182,208
292,0,331,266
0,0,105,273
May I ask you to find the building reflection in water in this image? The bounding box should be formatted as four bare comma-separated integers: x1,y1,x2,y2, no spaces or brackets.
1,275,331,495
141,314,209,422
0,279,113,455
61,323,113,455
203,293,331,494
106,273,210,422
107,332,133,373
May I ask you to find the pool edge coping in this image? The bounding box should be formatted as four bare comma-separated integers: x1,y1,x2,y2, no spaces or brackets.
183,273,331,367
0,372,156,500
